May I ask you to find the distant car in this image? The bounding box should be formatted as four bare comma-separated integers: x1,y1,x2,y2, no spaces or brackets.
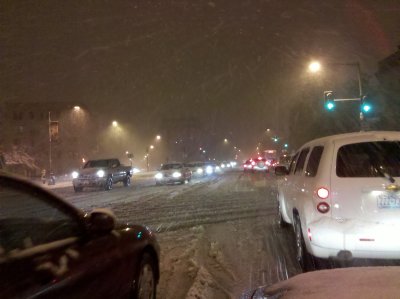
0,174,160,299
72,158,132,192
184,162,206,177
203,162,221,175
243,160,252,172
275,131,400,271
155,163,192,185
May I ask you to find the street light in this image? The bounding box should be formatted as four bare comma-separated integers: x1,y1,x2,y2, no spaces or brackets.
156,135,161,140
308,61,321,73
73,106,81,111
112,120,118,127
224,138,228,143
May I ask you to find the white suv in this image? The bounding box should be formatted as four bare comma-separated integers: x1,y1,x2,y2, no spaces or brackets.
275,131,400,271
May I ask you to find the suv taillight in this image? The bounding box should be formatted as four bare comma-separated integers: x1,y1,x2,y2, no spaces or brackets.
317,187,329,199
316,187,330,213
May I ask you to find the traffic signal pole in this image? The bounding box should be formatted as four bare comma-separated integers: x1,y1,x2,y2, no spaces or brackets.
326,62,367,131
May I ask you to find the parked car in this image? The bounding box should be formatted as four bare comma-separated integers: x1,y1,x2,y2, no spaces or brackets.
72,158,132,192
154,163,192,185
275,131,400,271
0,174,160,299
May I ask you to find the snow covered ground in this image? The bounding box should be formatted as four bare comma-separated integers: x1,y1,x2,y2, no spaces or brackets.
50,170,400,299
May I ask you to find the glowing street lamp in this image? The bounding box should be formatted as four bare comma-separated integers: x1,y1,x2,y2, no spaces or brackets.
308,61,321,73
112,120,118,127
156,135,161,141
150,145,154,150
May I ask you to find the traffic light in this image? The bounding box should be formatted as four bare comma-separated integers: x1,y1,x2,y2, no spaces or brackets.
323,91,335,111
361,96,372,113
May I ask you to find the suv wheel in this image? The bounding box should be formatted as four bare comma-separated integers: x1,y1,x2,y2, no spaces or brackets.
294,214,313,272
124,175,131,187
104,177,113,191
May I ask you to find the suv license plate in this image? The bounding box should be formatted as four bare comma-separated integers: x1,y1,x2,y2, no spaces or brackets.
377,193,400,209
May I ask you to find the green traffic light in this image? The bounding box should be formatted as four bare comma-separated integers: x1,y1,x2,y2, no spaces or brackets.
362,104,371,113
326,102,335,110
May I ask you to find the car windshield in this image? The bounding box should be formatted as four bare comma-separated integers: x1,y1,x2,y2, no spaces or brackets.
337,141,400,178
2,1,400,298
83,160,110,168
161,164,182,170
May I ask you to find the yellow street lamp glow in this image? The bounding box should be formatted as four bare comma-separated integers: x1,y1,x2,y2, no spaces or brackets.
224,138,228,143
150,145,154,149
156,135,161,140
73,106,81,111
309,61,321,73
112,121,118,127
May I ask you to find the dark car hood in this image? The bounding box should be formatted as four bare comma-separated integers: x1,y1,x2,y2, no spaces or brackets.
243,267,400,299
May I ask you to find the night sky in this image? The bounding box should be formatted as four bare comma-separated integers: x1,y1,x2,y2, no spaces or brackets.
1,0,399,156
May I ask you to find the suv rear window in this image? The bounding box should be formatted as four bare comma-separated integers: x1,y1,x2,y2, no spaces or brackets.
336,141,400,177
306,146,324,177
294,148,309,175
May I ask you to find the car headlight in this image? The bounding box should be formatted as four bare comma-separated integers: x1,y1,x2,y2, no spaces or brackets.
172,172,182,178
206,166,213,174
132,167,140,174
197,168,203,174
216,166,220,171
221,164,225,168
96,170,105,178
71,171,79,179
155,172,163,179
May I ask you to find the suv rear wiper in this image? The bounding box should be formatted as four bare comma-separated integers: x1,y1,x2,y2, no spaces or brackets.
373,165,395,184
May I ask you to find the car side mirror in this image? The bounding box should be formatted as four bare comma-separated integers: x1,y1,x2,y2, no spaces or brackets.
275,166,289,176
87,209,115,234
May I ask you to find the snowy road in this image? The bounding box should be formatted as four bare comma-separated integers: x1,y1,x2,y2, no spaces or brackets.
51,170,302,298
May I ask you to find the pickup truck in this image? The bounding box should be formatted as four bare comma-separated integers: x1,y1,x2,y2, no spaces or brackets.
72,158,132,192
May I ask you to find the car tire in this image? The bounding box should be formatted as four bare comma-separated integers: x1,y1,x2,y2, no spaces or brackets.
294,214,314,272
104,177,113,191
133,253,157,299
73,186,83,192
124,175,131,187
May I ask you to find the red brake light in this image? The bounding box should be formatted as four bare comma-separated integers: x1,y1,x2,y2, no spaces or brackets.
317,187,329,199
317,202,330,214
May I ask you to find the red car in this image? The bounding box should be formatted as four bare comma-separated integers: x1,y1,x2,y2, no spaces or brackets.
0,174,160,299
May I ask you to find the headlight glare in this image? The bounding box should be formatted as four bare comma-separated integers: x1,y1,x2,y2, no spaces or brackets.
206,166,213,174
155,172,163,179
71,171,79,179
97,170,105,178
172,172,182,178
